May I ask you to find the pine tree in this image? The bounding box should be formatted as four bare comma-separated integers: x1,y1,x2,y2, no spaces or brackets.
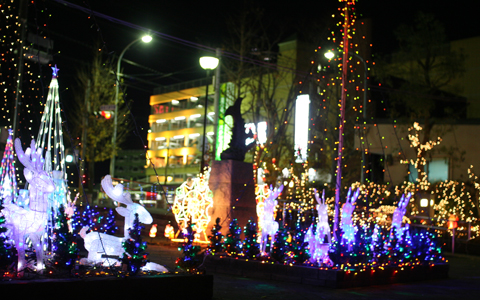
176,222,202,272
121,213,148,275
242,220,260,259
50,205,79,272
72,204,99,235
223,218,242,256
105,208,118,235
287,229,310,265
208,217,223,255
0,215,15,271
271,225,289,263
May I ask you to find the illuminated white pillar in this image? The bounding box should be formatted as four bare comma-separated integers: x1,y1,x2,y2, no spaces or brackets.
294,95,310,163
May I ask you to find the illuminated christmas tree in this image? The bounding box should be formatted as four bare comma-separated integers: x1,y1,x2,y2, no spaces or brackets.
176,222,202,273
223,218,242,256
0,129,17,205
207,217,223,255
49,205,78,272
0,215,15,271
121,213,148,275
242,220,260,259
286,230,309,265
270,225,289,263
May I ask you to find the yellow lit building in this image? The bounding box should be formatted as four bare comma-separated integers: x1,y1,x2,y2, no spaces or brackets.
146,80,216,185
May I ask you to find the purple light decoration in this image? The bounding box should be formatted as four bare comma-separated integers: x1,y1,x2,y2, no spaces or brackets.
51,65,59,78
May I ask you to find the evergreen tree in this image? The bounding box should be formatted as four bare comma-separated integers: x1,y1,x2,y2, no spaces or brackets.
242,220,260,259
96,208,117,235
0,215,15,270
207,218,223,255
121,213,148,275
71,204,99,235
286,229,309,265
270,224,289,263
50,205,79,272
223,218,242,256
176,222,202,272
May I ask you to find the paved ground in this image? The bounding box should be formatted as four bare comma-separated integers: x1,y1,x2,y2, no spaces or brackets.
146,240,480,300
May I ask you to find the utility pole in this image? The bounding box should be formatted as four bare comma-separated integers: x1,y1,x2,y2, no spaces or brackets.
333,0,352,238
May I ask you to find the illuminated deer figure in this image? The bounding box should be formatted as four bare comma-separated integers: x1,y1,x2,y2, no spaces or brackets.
390,193,412,240
305,189,331,264
340,187,360,251
1,139,55,276
259,185,283,254
80,175,153,265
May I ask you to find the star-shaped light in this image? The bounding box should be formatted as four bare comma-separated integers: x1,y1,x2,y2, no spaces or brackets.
51,65,59,78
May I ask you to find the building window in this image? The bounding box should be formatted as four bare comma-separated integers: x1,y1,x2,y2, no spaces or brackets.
188,133,201,147
169,136,185,149
153,137,167,149
189,114,203,128
408,158,448,183
170,117,187,130
169,156,184,168
153,119,169,132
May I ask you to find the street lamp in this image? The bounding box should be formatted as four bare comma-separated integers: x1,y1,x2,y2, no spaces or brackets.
324,49,368,183
199,56,219,173
110,34,152,178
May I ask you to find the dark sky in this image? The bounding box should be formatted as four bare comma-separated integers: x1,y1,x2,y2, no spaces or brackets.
38,0,477,150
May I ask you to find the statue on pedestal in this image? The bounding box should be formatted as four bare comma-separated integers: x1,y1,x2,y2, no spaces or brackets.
220,98,255,161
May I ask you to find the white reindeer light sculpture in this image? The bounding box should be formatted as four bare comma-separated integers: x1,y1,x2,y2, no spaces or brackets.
340,187,360,251
1,139,55,276
305,189,332,265
390,193,412,240
259,185,283,255
80,175,153,265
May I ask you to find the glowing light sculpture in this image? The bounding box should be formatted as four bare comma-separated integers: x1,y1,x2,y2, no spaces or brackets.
0,129,18,204
340,187,360,251
1,139,55,276
305,189,332,265
80,175,153,266
255,184,271,235
259,185,283,254
173,170,213,242
390,193,412,240
35,67,69,246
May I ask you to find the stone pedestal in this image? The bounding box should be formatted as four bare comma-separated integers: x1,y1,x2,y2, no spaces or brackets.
208,160,256,238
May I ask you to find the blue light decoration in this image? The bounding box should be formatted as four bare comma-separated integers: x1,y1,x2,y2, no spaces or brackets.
71,205,117,236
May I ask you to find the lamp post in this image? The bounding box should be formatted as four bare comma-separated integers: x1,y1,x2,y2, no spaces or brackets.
199,56,219,173
325,50,368,183
110,34,152,178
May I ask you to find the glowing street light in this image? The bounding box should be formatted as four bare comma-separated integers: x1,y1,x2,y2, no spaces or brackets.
110,34,152,178
199,56,219,173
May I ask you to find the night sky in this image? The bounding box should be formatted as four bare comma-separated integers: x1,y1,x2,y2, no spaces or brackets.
37,0,477,151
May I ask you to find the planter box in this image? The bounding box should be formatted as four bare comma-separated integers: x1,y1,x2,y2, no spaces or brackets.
204,255,449,288
0,274,213,299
